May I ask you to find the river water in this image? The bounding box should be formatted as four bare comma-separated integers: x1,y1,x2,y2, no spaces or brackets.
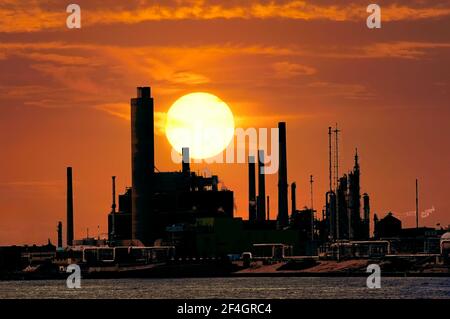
0,277,449,299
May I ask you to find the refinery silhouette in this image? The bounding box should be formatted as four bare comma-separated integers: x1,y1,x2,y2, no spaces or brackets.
0,86,449,279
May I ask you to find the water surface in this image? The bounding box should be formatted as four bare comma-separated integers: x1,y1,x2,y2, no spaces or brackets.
1,277,449,299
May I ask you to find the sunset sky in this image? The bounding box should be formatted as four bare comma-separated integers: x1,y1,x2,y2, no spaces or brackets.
0,0,449,245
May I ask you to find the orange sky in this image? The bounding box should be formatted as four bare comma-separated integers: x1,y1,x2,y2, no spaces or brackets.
0,0,449,245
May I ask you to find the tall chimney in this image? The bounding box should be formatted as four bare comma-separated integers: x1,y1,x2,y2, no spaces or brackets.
310,175,314,210
416,179,419,229
57,221,63,249
111,176,117,213
66,167,74,246
363,193,370,239
182,147,190,175
277,122,289,227
291,182,297,214
328,127,333,192
131,87,155,245
257,150,266,221
110,176,117,242
248,156,257,221
363,193,370,222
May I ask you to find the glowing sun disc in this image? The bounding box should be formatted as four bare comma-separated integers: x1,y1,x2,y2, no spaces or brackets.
165,92,235,159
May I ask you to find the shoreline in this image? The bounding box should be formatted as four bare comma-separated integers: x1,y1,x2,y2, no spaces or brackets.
1,271,450,281
2,258,449,280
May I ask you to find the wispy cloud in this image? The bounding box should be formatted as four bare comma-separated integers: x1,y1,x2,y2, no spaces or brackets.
272,61,316,79
235,112,313,127
0,180,65,193
361,42,450,60
306,81,375,100
1,1,449,32
95,103,167,134
292,41,450,60
0,40,447,123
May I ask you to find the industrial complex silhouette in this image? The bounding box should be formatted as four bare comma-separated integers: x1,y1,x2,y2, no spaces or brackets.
1,86,449,278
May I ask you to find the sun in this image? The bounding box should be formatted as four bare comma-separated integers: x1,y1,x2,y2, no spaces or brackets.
165,92,235,160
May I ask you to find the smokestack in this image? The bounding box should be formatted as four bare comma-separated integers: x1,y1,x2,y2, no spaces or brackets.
248,156,257,221
328,127,332,192
310,175,315,241
257,150,266,221
66,167,74,247
111,176,117,213
131,87,155,245
277,122,289,227
416,179,419,229
291,182,296,214
182,147,190,175
363,193,370,239
110,176,117,243
363,193,370,222
57,221,62,249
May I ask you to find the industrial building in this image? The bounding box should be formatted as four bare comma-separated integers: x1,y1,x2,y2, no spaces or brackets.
373,212,445,254
101,86,444,259
52,86,449,262
102,87,308,257
1,85,450,279
108,87,234,248
322,127,371,242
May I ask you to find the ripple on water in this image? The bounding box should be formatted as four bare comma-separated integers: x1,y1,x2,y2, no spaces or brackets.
0,277,449,299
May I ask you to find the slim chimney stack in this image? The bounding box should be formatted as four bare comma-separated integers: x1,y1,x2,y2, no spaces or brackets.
416,179,419,229
257,150,266,221
57,221,63,249
66,167,74,246
277,122,289,227
182,147,190,175
248,156,257,221
111,176,117,213
328,127,332,192
291,182,297,214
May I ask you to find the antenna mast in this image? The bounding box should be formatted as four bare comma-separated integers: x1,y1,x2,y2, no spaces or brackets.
334,124,341,189
328,127,333,192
